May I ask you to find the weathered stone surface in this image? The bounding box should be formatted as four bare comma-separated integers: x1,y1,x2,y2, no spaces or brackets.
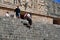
32,15,53,24
0,17,60,40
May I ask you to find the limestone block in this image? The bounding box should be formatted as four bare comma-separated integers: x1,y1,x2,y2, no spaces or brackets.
32,15,53,24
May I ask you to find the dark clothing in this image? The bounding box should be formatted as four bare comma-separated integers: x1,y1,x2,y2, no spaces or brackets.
14,8,20,17
16,13,20,17
24,13,32,25
22,13,32,29
27,17,32,25
20,15,25,19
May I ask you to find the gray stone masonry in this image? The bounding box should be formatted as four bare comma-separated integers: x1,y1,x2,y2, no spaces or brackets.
0,17,60,40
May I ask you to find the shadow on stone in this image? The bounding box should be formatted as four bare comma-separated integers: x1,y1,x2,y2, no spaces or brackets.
23,23,31,29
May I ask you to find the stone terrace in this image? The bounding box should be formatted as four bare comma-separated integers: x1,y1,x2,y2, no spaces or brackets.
0,17,60,40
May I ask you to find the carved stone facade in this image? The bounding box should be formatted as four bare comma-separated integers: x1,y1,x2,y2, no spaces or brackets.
0,0,48,15
45,0,60,17
0,0,53,24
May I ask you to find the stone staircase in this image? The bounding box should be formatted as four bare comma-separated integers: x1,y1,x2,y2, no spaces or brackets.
0,17,60,40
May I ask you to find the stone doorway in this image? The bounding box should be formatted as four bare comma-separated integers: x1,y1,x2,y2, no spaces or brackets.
53,18,60,25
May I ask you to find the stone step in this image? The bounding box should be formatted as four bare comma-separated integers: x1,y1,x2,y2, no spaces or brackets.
0,17,60,40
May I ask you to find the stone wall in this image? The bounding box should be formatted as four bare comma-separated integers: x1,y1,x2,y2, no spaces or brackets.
0,17,59,40
32,15,53,24
0,0,47,15
0,0,53,24
0,9,15,16
0,8,53,24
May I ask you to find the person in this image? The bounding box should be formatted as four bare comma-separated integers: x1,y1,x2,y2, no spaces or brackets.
27,13,32,25
24,13,32,29
14,6,20,18
5,12,10,17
